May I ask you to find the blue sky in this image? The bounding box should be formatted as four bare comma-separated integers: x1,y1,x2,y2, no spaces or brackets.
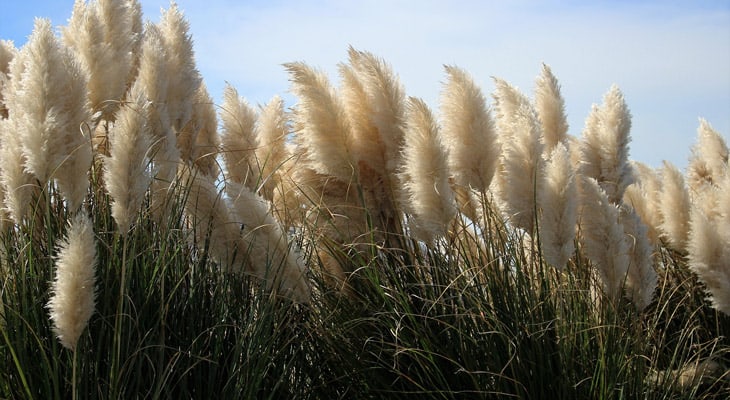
2,0,729,169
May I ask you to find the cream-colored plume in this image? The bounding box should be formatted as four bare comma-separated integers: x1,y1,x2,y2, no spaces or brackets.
220,83,259,190
538,143,577,269
578,85,633,204
492,88,544,234
619,205,657,311
658,161,691,253
578,176,630,301
227,181,310,303
13,19,92,211
0,40,16,119
286,62,355,183
687,175,730,315
47,211,97,351
623,162,662,246
158,2,202,132
181,166,240,269
534,63,569,150
178,83,220,178
440,65,499,195
399,97,456,242
63,0,140,120
103,90,154,234
686,119,728,194
0,46,39,223
255,95,296,220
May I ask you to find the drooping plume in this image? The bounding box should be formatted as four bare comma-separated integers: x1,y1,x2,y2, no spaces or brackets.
399,97,456,242
534,63,569,150
226,181,310,303
47,211,97,351
578,85,633,204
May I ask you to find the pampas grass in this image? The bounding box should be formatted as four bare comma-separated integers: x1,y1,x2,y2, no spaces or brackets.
2,4,729,397
579,85,634,204
687,179,730,315
220,83,259,189
47,211,97,351
492,83,544,233
658,161,691,253
538,143,577,269
534,63,569,150
619,205,657,310
103,90,153,234
0,39,16,119
440,65,498,199
687,118,729,193
578,176,629,301
63,0,140,120
399,97,456,242
623,161,662,246
286,62,355,183
227,181,310,303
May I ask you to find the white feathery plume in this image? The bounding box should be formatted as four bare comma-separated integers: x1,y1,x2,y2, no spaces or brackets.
538,143,577,269
286,61,355,183
103,89,154,234
347,47,406,179
658,161,691,253
619,205,657,311
340,48,406,242
492,78,531,140
180,166,240,268
441,65,499,194
578,176,630,301
400,97,456,242
178,83,220,178
493,92,544,233
255,95,292,205
0,40,16,119
687,192,730,315
14,19,92,210
578,85,634,204
220,83,259,189
47,211,97,351
623,161,662,246
227,181,310,303
0,47,38,223
687,119,728,194
134,23,180,214
534,63,569,150
63,0,139,120
158,2,202,132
